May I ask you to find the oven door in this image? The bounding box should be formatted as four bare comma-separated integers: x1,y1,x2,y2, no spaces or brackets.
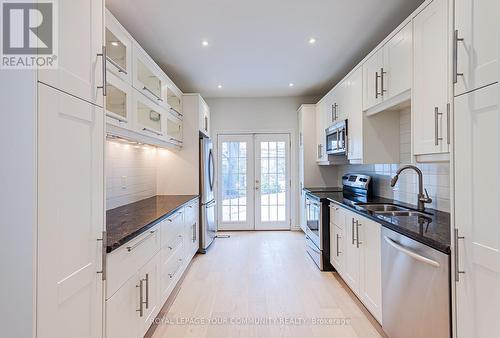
305,195,321,249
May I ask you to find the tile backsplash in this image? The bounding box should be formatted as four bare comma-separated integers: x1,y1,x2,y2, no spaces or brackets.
106,140,158,210
336,109,451,212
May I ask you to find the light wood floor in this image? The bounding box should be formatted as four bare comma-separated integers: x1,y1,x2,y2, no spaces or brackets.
149,231,384,338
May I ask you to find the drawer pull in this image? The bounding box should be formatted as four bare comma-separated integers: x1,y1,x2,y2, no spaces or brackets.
136,279,144,317
126,230,156,252
168,259,183,279
167,211,183,222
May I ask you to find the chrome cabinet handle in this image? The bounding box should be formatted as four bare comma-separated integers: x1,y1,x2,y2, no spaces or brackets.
167,211,183,222
106,55,127,74
105,112,127,123
126,230,156,252
97,46,107,96
331,104,335,122
97,231,107,280
375,71,380,98
144,273,149,309
380,67,387,96
454,229,465,281
142,86,163,101
356,221,362,248
170,107,183,118
336,234,341,256
136,279,144,317
204,116,208,132
192,223,197,242
434,107,443,146
446,103,451,145
351,218,355,245
168,259,183,278
142,127,163,136
453,30,464,84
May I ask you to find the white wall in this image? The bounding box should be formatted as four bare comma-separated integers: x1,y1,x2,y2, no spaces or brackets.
206,96,318,230
106,140,158,210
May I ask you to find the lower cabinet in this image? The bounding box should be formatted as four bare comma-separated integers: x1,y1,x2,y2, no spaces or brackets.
330,204,383,323
106,198,199,338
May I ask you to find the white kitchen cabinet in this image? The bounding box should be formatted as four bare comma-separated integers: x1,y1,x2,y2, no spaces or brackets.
454,0,499,96
315,98,328,163
133,90,168,139
358,216,382,323
184,200,200,258
455,83,500,338
413,0,450,156
363,49,384,111
332,206,382,324
183,94,211,137
106,70,133,128
347,67,401,164
362,23,412,113
38,0,104,107
105,9,133,84
107,253,160,338
37,83,104,338
133,45,165,104
166,111,183,145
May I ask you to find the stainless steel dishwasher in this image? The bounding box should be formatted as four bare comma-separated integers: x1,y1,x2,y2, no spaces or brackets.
382,227,450,338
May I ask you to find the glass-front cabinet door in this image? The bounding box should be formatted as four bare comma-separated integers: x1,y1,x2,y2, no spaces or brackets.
166,113,183,145
166,87,182,116
134,91,165,138
105,10,132,83
105,71,132,128
133,46,164,104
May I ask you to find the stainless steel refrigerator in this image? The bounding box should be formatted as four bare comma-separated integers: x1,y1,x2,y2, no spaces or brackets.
199,137,216,253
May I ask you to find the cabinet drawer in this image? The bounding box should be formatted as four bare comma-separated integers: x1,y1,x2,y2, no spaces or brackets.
329,203,343,229
161,209,184,248
160,240,185,300
107,225,160,298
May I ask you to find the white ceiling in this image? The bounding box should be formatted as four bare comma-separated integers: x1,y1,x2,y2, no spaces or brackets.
107,0,424,98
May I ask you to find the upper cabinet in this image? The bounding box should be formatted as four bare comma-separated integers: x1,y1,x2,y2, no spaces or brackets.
182,94,211,137
133,46,165,104
363,23,412,114
454,0,499,96
199,98,211,137
105,70,132,128
38,0,104,107
105,11,133,84
315,98,328,163
413,0,450,155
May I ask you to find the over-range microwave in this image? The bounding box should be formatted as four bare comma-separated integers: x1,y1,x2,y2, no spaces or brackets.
325,119,347,155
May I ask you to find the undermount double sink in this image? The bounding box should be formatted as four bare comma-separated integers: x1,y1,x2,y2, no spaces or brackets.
355,203,433,218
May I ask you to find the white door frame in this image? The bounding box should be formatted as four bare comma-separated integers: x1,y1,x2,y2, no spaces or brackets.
216,132,292,231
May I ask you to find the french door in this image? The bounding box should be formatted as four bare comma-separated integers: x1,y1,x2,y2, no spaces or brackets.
218,133,291,231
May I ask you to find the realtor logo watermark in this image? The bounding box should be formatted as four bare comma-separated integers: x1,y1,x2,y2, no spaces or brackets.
1,0,58,69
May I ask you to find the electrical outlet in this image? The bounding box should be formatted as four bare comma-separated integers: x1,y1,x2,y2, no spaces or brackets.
121,176,127,189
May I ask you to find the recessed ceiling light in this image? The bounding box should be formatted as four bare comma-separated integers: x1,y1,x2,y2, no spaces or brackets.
202,40,209,47
308,37,317,45
289,83,295,87
111,41,119,47
217,84,223,89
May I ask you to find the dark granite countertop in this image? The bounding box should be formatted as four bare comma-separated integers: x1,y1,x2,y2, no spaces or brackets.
106,195,199,253
305,190,451,254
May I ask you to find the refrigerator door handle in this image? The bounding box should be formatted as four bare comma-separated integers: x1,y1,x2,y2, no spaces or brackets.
205,199,216,208
208,149,215,191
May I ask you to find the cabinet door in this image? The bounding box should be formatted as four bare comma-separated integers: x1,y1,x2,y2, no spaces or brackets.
342,212,360,293
138,254,161,337
133,46,164,104
315,100,327,161
383,22,412,100
106,274,140,338
134,91,167,139
455,84,500,338
362,49,384,111
327,87,339,124
358,217,382,323
346,68,363,161
105,71,132,128
37,84,103,338
455,0,499,96
166,112,183,145
199,99,210,136
330,221,345,273
105,10,133,84
413,0,450,155
38,0,104,107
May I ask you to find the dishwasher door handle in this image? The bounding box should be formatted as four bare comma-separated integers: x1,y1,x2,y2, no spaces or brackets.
384,236,440,268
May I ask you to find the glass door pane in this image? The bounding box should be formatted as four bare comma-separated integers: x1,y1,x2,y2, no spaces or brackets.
106,28,127,71
255,134,290,230
218,135,254,230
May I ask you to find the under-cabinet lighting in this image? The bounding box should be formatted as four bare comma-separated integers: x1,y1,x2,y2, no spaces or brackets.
111,41,119,47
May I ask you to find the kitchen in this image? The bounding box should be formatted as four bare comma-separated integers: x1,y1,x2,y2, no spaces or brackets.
0,0,498,338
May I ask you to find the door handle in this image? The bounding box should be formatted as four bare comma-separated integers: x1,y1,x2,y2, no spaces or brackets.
336,234,341,256
453,30,464,84
355,221,362,248
142,86,163,101
144,273,149,309
97,46,107,96
454,229,465,281
351,218,355,245
106,55,127,74
380,67,387,96
446,103,451,145
126,230,157,252
375,71,380,98
136,279,144,317
435,107,443,146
